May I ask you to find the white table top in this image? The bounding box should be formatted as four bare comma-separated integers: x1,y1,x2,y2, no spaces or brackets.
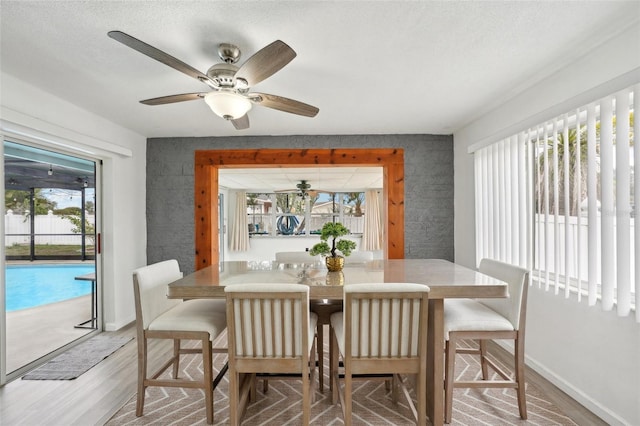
168,259,508,300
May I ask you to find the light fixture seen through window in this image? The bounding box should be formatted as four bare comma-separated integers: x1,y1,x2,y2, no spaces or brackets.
204,91,252,120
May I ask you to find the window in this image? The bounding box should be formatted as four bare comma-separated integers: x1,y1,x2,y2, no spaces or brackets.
246,192,366,236
474,85,638,322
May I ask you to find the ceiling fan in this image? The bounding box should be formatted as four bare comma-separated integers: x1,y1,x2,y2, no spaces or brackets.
296,180,312,199
107,31,319,130
275,180,331,200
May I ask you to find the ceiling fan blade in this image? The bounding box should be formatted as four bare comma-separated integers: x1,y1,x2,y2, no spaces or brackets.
108,31,214,87
140,93,207,105
249,93,319,117
235,40,296,87
231,114,250,130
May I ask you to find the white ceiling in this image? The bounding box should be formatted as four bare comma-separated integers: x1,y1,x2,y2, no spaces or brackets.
2,1,638,191
2,1,638,140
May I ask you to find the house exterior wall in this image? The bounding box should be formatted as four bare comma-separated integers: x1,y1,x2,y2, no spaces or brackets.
146,134,453,274
453,23,640,426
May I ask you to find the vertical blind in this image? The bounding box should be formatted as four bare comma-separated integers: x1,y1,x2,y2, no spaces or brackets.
474,84,638,321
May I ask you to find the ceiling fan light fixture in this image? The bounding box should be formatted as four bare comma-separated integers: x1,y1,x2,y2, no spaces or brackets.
204,91,252,120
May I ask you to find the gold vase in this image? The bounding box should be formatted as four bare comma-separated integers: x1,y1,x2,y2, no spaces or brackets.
325,271,345,286
325,256,345,272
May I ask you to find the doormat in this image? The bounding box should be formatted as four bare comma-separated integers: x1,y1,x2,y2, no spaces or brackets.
22,334,133,380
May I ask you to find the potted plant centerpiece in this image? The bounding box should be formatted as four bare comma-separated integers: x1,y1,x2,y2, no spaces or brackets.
309,222,356,272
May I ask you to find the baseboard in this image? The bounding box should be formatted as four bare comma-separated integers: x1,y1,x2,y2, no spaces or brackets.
523,354,628,426
493,340,628,426
104,317,135,331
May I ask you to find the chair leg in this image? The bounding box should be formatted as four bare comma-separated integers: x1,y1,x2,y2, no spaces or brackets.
330,330,340,404
515,336,528,419
250,374,257,402
329,324,335,392
479,339,489,380
136,337,147,417
229,369,239,426
172,339,181,379
317,323,324,392
302,353,311,425
417,369,427,426
309,340,317,404
444,338,457,424
391,374,399,404
344,365,352,426
202,338,214,424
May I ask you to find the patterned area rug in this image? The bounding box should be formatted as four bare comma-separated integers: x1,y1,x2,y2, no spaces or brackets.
23,334,133,380
107,332,577,425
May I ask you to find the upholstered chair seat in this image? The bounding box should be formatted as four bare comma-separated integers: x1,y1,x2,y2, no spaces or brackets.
443,298,514,338
443,258,529,424
133,259,227,425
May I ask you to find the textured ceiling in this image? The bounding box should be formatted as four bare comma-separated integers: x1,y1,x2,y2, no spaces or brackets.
2,1,638,140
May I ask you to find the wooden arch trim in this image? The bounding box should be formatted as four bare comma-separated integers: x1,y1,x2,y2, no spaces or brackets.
194,148,404,269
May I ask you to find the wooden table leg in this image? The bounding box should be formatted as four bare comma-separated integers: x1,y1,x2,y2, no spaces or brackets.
427,299,444,426
310,301,342,393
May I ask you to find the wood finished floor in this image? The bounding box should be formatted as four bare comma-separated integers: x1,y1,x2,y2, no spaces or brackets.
0,323,606,426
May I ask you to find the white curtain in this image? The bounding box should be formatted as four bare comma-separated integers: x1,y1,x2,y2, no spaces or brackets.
230,191,250,252
361,190,382,251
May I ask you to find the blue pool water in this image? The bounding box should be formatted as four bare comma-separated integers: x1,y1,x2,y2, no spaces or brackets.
5,264,95,312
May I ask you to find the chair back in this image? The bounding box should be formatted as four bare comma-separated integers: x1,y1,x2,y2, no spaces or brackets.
344,250,374,264
225,283,312,358
477,258,529,330
133,259,183,329
275,251,319,264
343,283,429,358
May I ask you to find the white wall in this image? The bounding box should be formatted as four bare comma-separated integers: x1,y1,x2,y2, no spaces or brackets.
453,24,640,425
1,72,147,331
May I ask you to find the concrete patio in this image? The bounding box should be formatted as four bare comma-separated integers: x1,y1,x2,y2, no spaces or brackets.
6,295,94,373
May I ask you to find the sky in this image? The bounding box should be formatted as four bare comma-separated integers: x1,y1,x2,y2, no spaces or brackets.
43,188,95,210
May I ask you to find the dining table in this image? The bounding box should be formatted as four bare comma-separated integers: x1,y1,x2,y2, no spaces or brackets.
167,258,508,426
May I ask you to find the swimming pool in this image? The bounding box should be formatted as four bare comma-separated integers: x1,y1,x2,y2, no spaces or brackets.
5,264,95,312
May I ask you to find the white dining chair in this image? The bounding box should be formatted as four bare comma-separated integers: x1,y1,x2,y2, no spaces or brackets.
309,250,370,391
132,259,227,424
275,251,320,263
225,283,317,425
443,258,529,423
330,283,430,426
274,250,325,391
343,250,374,264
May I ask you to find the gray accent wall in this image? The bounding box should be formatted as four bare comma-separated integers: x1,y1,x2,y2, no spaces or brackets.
147,134,453,273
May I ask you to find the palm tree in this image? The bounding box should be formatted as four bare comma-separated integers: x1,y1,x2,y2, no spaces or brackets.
535,112,634,217
536,126,590,216
346,192,364,216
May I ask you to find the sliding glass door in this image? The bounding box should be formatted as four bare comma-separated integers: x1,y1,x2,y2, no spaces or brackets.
2,139,101,382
